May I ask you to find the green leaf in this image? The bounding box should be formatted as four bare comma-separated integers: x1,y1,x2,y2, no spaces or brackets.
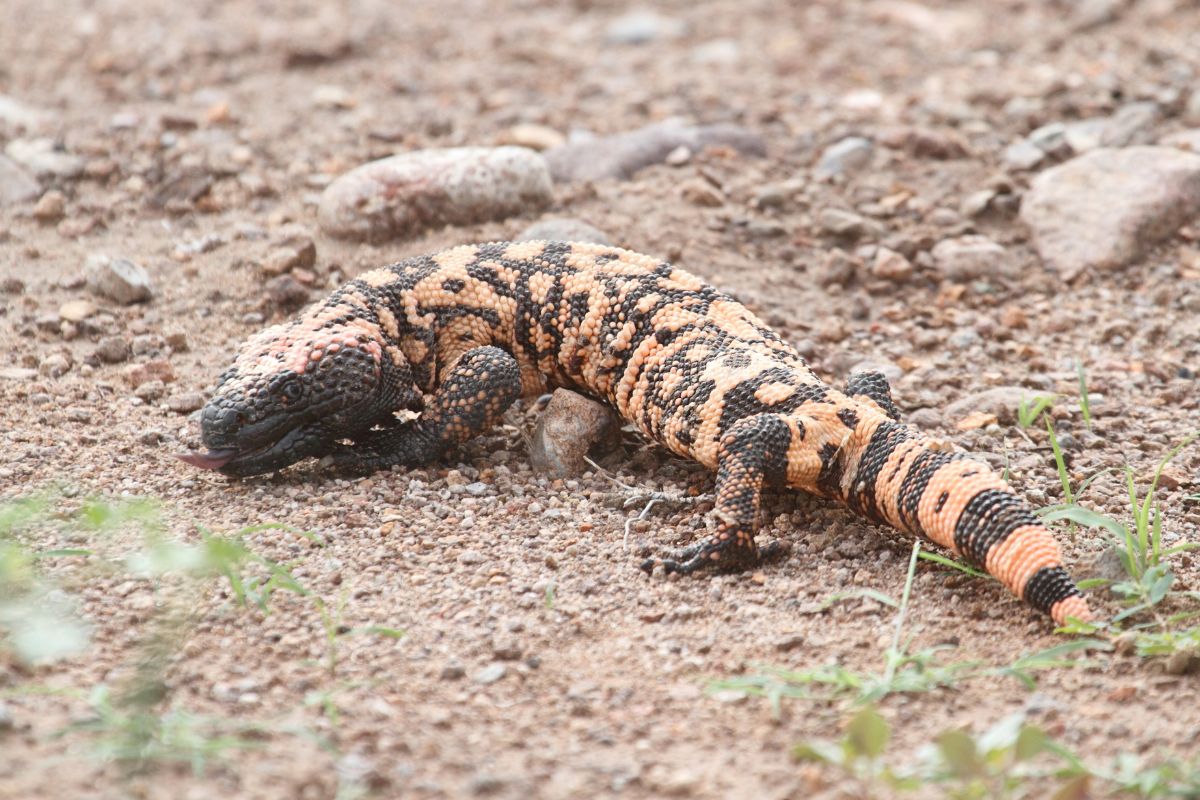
846,706,890,759
1074,578,1111,590
792,740,841,764
817,588,899,612
917,551,991,580
33,548,93,559
937,730,980,778
1038,506,1128,539
351,626,405,639
1014,725,1048,761
1050,774,1091,800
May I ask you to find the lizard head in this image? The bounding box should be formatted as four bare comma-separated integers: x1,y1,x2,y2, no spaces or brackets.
179,314,422,477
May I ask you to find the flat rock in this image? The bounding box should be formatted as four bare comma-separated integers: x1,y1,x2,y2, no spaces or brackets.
604,10,686,45
544,120,765,183
4,138,84,179
166,392,206,414
318,146,552,243
85,255,153,304
517,218,612,245
814,136,873,179
1020,147,1200,277
1160,129,1200,154
931,235,1013,281
123,359,176,388
0,155,40,206
944,386,1053,425
0,95,51,130
58,300,97,322
0,367,38,381
529,388,618,477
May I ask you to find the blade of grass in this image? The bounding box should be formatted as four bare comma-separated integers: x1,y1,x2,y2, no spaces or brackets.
918,551,991,580
1076,361,1092,429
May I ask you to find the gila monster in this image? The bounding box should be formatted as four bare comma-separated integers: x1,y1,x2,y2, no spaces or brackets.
180,240,1091,626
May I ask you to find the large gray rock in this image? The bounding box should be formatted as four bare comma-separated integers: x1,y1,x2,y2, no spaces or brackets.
544,121,765,183
1019,147,1200,277
945,386,1053,425
0,155,39,206
814,136,873,179
517,218,612,246
528,389,618,477
85,255,154,304
5,138,84,179
318,147,553,242
931,235,1014,281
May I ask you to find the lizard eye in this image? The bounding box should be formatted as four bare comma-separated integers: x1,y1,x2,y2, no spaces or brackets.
280,378,303,403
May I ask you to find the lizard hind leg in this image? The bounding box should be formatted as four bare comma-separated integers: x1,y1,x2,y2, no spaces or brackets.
641,413,796,575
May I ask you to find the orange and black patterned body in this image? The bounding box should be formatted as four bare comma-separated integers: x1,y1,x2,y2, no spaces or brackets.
188,241,1090,626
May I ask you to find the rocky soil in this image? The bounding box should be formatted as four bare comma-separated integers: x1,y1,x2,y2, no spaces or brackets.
3,0,1200,798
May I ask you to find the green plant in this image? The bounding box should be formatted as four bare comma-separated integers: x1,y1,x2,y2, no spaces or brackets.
1016,393,1055,430
73,685,264,776
1040,433,1200,633
708,544,1105,714
794,708,1087,799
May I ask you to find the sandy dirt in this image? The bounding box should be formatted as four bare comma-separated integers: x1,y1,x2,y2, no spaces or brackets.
3,0,1200,798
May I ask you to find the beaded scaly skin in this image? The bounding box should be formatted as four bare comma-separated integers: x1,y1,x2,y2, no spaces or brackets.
182,241,1091,626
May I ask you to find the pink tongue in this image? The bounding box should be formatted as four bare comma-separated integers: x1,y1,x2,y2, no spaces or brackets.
176,449,239,470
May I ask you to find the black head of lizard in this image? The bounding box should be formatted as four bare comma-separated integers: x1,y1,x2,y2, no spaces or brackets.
179,315,423,477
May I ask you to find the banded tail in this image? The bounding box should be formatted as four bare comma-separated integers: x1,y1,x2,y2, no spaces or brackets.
840,412,1090,626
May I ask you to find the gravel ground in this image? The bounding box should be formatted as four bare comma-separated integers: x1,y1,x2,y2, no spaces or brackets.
3,0,1200,798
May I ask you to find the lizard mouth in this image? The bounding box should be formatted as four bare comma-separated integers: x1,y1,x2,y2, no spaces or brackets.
176,448,240,470
177,424,331,477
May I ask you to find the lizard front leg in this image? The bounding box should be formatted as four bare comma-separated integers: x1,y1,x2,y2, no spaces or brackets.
641,413,795,574
844,369,902,421
330,346,522,474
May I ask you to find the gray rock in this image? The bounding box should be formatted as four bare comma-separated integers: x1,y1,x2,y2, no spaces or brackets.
814,136,873,179
945,386,1053,425
931,235,1013,281
544,120,765,183
0,95,51,130
1186,92,1200,126
0,155,40,206
529,388,618,477
4,138,84,179
0,701,12,732
947,329,983,349
472,663,507,685
166,392,206,414
690,38,740,66
135,379,166,401
1086,545,1128,584
39,353,72,378
1020,147,1200,277
817,208,881,239
93,336,131,364
32,190,65,221
518,218,612,246
85,255,153,304
1100,102,1160,147
871,247,913,282
318,147,552,242
1002,138,1045,171
815,248,858,287
604,10,686,45
264,275,311,310
1159,129,1200,154
1165,649,1200,676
